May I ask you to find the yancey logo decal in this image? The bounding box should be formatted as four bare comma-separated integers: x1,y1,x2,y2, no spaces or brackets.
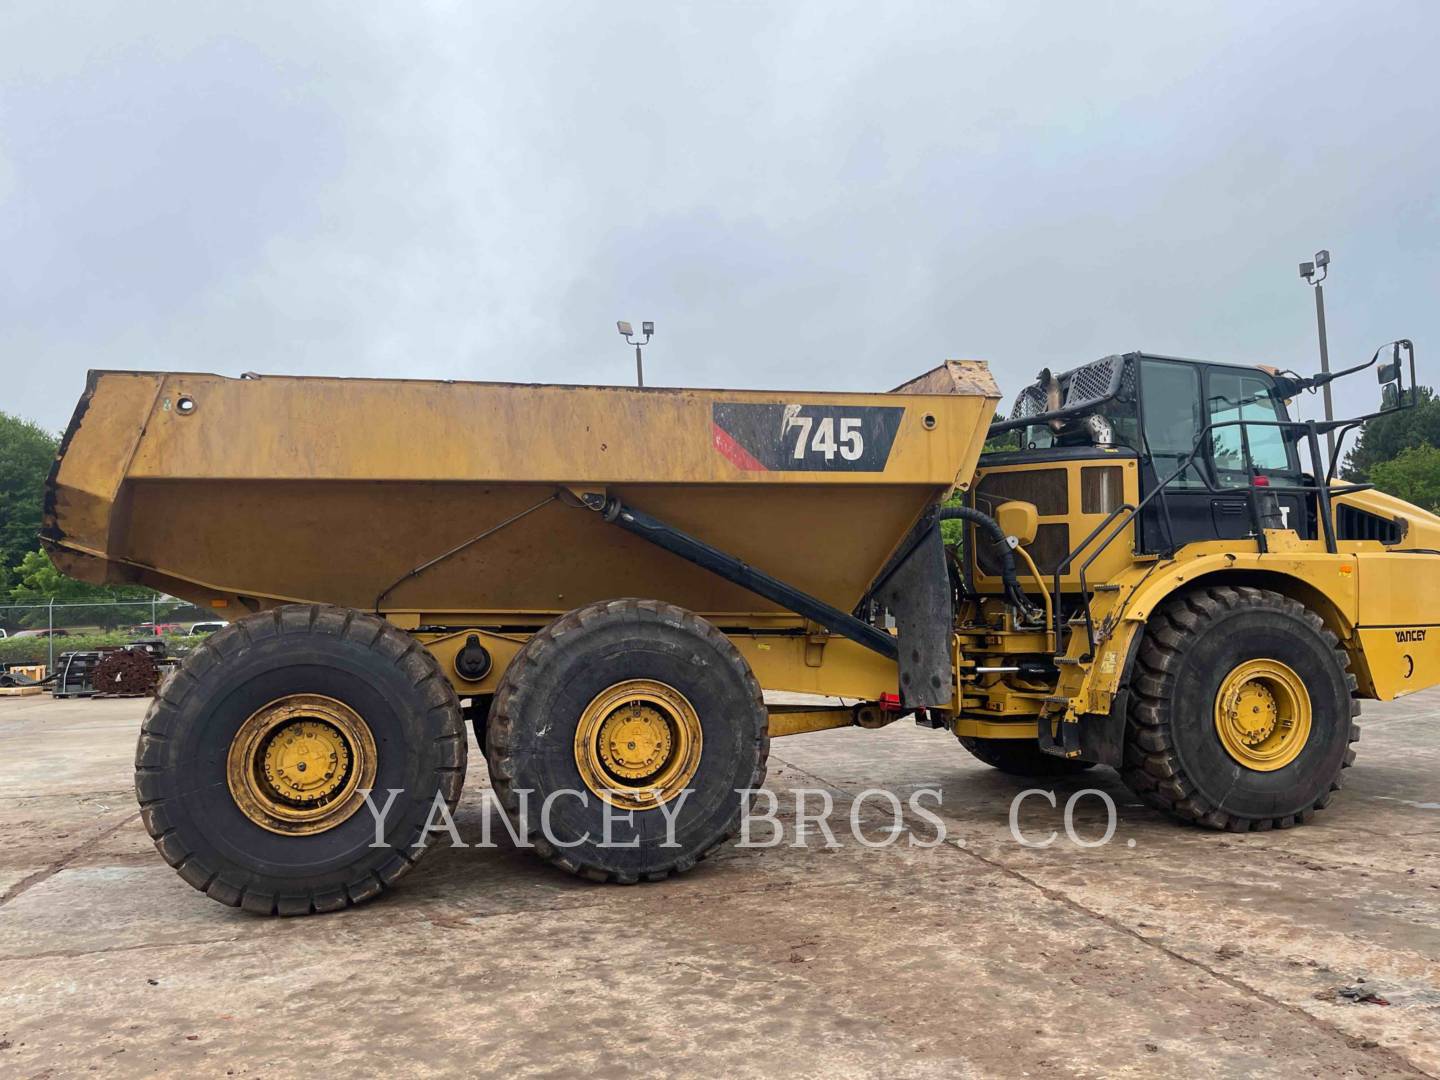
711,403,905,472
1395,628,1428,643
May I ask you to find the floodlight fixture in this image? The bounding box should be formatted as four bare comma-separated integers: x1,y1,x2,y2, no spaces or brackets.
616,319,654,387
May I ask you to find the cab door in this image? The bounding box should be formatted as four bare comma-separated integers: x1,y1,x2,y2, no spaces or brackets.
1137,358,1212,551
1136,358,1308,552
1203,366,1309,539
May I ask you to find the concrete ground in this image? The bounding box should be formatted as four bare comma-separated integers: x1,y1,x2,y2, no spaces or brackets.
1,689,1438,1079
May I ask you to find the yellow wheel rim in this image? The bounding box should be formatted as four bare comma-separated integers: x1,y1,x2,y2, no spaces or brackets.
574,679,703,810
1213,659,1311,772
227,694,378,835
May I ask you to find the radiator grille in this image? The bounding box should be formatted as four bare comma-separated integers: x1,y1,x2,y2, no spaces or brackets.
977,523,1071,577
1336,504,1401,545
974,469,1069,517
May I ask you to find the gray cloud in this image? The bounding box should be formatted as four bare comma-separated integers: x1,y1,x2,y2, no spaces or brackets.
3,0,1436,433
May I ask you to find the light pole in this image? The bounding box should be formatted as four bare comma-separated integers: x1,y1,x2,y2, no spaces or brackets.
1298,250,1334,458
616,320,654,387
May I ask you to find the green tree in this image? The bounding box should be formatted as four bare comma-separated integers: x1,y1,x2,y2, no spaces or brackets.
1370,444,1440,513
0,412,58,577
1341,386,1440,482
0,410,172,627
7,549,156,629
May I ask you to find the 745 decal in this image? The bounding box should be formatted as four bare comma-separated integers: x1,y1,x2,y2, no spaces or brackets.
711,402,905,472
783,407,867,462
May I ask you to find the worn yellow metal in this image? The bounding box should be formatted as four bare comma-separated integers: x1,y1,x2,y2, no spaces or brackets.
952,718,1036,739
733,635,899,701
956,480,1440,739
45,366,1002,708
415,627,526,696
969,453,1141,594
1075,526,1438,713
767,707,855,737
45,370,998,619
1338,488,1440,698
573,680,703,809
226,694,377,836
1213,658,1312,770
413,611,923,707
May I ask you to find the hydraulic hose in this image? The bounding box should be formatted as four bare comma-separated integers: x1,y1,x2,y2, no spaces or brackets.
938,506,1042,622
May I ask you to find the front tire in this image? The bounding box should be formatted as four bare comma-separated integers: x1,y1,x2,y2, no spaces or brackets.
1121,585,1359,831
135,605,466,914
487,598,769,883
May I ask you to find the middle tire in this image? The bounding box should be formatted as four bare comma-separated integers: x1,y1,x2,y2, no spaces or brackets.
487,598,769,883
957,735,1096,777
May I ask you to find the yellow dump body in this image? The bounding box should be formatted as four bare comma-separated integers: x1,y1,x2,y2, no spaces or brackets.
44,366,999,628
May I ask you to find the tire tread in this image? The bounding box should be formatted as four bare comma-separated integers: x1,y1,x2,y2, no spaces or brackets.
135,603,464,915
1120,586,1359,831
487,597,769,883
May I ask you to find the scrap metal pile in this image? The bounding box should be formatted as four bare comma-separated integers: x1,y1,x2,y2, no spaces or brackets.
90,648,160,697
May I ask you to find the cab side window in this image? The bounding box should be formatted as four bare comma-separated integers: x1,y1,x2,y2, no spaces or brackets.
1206,371,1290,481
1139,359,1205,487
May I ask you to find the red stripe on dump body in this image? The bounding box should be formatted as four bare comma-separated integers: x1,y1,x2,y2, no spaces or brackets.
712,422,767,471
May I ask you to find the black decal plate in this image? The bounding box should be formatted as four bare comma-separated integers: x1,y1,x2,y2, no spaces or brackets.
712,403,904,472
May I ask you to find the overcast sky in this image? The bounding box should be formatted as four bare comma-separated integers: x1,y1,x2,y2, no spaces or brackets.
3,1,1436,433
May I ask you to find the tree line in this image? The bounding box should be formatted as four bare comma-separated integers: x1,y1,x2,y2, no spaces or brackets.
0,412,160,629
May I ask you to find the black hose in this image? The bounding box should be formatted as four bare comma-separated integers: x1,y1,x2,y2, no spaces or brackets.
938,506,1040,621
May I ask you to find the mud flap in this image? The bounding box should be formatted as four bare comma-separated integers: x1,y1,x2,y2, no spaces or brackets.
1076,628,1147,766
875,525,954,709
1079,690,1128,766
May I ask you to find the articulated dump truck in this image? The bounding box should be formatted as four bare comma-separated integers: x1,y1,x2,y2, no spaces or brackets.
44,344,1440,914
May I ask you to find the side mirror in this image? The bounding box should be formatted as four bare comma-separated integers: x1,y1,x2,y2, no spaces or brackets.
1377,342,1414,412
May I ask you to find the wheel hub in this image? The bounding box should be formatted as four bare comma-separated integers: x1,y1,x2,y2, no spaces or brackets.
261,719,351,804
574,679,703,810
227,694,378,835
598,704,674,780
1225,681,1278,746
1214,659,1312,772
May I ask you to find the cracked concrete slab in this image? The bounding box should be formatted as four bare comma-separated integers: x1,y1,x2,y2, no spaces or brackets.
0,689,1436,1077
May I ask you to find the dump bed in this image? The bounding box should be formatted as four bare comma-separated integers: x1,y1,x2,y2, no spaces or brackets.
43,365,999,625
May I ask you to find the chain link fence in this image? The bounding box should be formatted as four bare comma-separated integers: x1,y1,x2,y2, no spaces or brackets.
0,598,220,670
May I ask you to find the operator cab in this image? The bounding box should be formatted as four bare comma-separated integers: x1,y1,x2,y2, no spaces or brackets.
987,352,1313,553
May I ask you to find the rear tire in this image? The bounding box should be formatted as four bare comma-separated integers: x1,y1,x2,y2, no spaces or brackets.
958,736,1095,777
1121,585,1359,831
487,598,769,883
135,605,466,914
